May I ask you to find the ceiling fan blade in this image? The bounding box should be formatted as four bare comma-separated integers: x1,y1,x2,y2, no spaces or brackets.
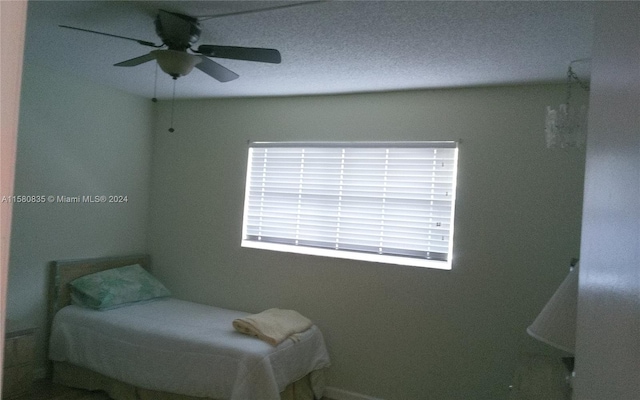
114,53,157,67
158,9,198,24
59,25,160,47
194,56,239,82
197,45,281,64
197,0,327,21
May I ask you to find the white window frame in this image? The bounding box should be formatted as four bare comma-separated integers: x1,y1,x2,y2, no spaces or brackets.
241,141,459,270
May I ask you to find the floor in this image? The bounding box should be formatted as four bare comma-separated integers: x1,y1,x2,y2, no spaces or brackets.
13,379,335,400
12,379,110,400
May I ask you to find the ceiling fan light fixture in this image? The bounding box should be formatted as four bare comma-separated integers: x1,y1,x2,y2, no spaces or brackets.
152,50,201,78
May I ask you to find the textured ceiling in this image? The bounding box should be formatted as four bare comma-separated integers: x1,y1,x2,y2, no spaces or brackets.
24,1,595,99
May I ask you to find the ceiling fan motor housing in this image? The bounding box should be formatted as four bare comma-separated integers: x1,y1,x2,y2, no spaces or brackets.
154,10,201,51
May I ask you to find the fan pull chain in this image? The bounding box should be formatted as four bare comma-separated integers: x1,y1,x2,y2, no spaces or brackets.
152,62,159,103
168,79,176,133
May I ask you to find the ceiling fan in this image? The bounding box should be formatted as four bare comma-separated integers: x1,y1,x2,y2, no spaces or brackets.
59,2,325,132
59,8,288,82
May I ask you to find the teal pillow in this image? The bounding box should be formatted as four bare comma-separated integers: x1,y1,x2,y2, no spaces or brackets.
69,264,171,310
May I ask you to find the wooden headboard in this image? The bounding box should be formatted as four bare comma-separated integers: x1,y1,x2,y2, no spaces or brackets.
48,254,151,318
45,254,150,377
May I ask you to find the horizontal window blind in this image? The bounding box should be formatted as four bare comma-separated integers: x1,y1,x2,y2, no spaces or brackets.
241,142,458,268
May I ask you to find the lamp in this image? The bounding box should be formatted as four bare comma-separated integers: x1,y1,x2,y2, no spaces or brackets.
152,50,201,79
545,59,590,149
527,260,578,354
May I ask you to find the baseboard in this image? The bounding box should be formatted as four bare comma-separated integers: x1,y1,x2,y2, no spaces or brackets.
324,386,384,400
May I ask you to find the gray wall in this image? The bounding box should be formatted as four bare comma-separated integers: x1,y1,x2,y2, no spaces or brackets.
148,85,586,399
575,3,640,399
6,63,153,374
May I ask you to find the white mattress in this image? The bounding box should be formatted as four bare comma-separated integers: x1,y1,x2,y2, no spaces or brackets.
49,298,330,400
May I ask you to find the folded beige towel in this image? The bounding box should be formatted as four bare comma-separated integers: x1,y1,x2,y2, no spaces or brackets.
232,308,313,346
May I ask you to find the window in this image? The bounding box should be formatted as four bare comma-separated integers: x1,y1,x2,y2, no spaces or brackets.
241,142,459,269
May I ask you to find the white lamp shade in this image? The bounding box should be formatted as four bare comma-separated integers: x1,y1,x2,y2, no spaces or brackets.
152,50,201,77
527,266,578,353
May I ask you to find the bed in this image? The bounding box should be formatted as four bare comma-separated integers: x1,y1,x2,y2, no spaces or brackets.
47,254,330,400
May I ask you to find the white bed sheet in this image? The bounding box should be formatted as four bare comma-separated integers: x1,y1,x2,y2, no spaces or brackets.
49,298,330,400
